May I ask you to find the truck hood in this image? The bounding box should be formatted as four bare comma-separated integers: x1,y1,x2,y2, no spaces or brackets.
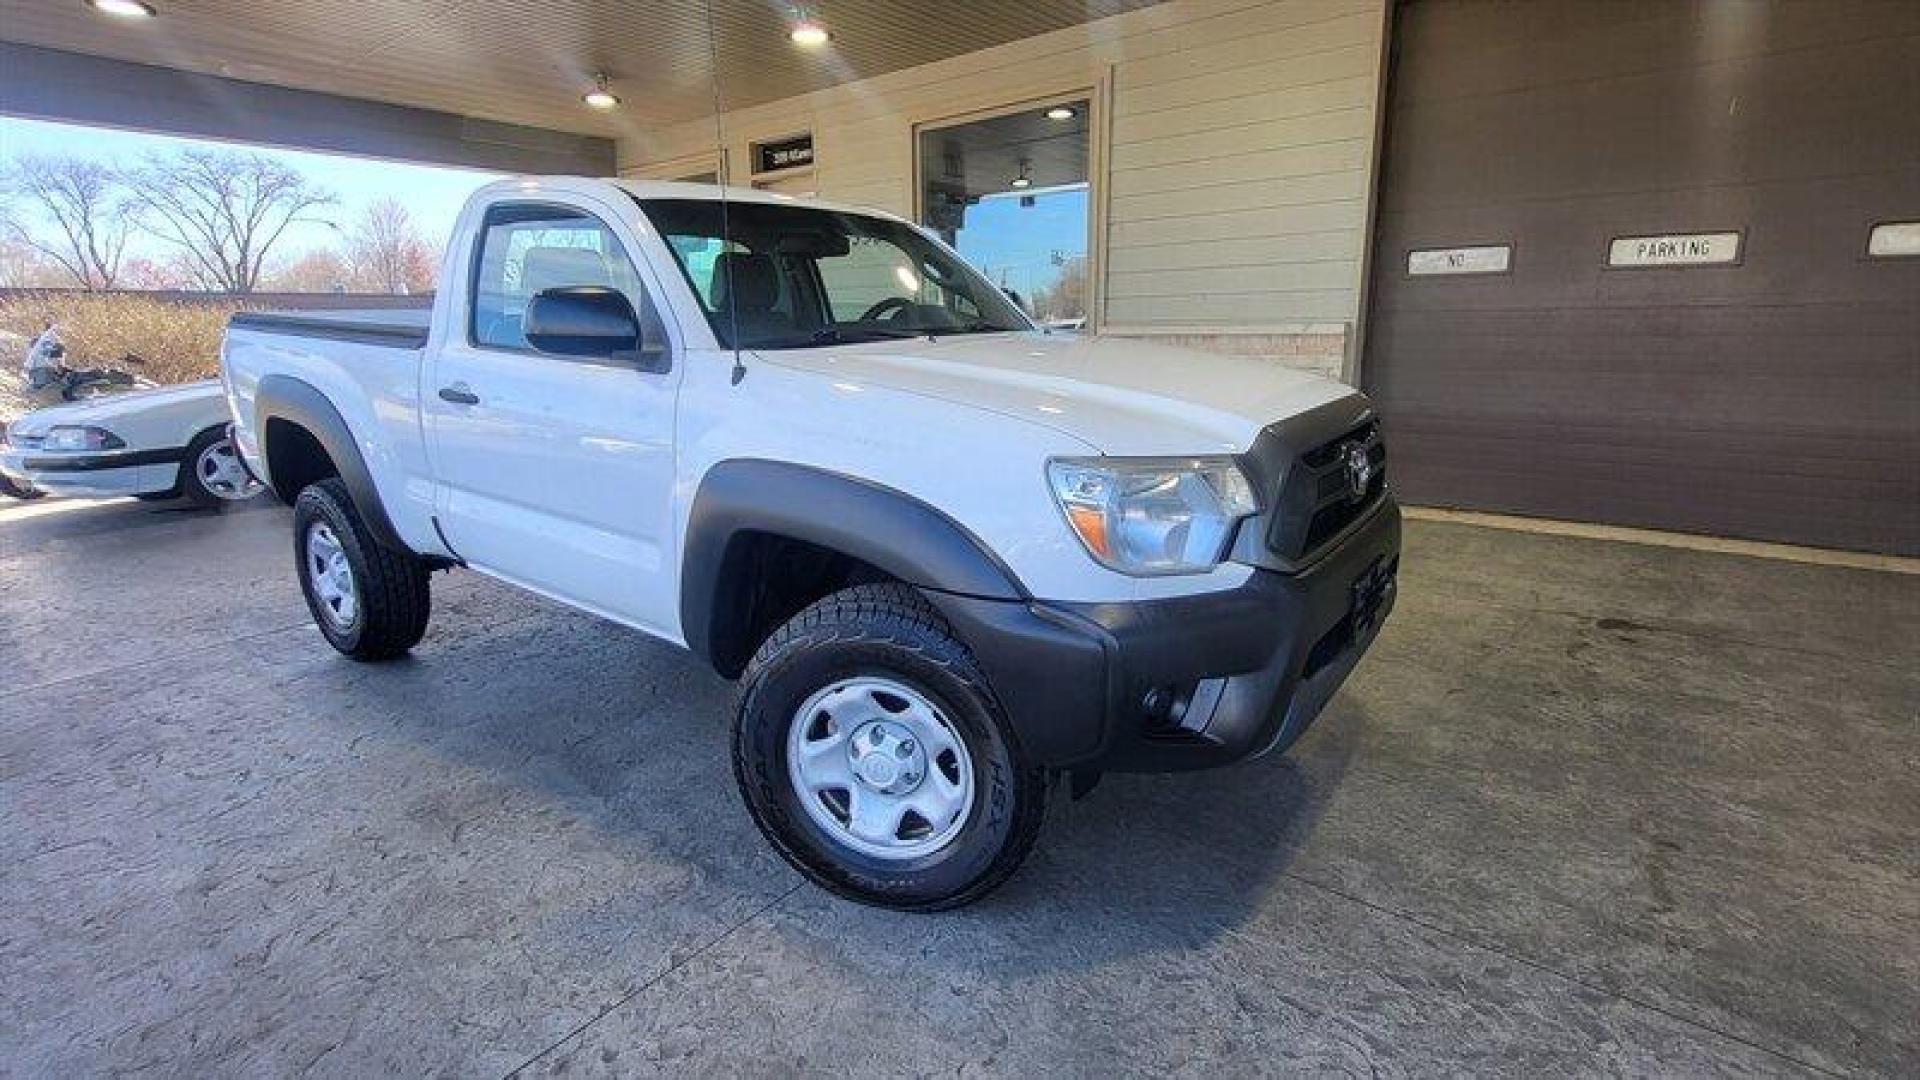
760,332,1352,455
7,379,221,436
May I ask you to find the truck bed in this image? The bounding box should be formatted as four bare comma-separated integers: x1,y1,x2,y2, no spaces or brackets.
228,309,430,349
222,304,439,552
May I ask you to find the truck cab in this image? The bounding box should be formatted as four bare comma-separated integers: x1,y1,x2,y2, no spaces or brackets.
221,178,1399,910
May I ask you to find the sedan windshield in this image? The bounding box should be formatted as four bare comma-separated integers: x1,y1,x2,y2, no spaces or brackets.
636,197,1032,350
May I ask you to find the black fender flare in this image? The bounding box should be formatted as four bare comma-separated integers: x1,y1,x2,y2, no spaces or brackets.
680,459,1028,670
254,374,408,553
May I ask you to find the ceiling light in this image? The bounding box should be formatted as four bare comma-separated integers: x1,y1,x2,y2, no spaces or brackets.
790,22,830,47
1011,160,1032,190
88,0,156,17
582,73,619,110
1045,106,1076,120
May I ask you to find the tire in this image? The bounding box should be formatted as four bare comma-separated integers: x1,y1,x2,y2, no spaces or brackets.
0,474,44,500
733,583,1047,911
292,478,431,661
179,428,260,508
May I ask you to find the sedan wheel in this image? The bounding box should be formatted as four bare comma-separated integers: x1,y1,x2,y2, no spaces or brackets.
179,429,261,508
193,437,261,502
0,473,44,501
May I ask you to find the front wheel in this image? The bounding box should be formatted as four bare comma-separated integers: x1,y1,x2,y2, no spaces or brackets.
293,478,431,661
180,428,262,508
0,474,43,500
732,583,1047,911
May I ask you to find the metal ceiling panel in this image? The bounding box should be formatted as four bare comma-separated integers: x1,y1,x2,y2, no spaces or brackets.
0,0,1162,136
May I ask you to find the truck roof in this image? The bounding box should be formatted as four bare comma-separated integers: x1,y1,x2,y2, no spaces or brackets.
472,176,911,225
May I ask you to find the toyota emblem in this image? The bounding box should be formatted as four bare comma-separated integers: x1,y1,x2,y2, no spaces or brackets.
1343,442,1373,499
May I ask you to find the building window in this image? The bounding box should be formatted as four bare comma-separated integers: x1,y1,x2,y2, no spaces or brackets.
918,98,1091,330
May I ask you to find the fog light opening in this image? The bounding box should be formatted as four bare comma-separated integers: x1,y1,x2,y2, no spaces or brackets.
1141,683,1189,729
1142,678,1227,735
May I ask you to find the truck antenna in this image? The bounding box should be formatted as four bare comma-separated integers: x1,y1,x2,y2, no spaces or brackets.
703,1,746,387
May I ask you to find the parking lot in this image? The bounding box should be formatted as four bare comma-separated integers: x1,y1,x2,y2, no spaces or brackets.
2,497,1914,1077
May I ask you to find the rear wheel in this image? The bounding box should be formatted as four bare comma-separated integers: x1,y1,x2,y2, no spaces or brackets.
732,583,1047,911
292,478,430,661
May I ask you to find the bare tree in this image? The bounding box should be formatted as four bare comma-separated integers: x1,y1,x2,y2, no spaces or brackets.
345,198,437,295
123,149,335,294
1033,256,1087,323
267,247,352,293
0,156,132,289
0,236,72,287
116,255,196,291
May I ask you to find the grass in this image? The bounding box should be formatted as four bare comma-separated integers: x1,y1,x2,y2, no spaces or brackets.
0,293,248,387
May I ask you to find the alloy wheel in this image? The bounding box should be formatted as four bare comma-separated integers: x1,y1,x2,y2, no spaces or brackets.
195,438,262,501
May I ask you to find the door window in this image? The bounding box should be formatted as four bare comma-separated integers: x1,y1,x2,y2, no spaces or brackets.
470,205,654,351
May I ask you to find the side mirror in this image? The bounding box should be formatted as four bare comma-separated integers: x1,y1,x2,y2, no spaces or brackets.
524,286,669,372
1001,286,1027,312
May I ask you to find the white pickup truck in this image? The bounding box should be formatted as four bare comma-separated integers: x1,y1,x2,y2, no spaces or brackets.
221,178,1399,910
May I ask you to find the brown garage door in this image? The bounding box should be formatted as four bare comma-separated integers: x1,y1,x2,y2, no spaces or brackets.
1361,0,1920,555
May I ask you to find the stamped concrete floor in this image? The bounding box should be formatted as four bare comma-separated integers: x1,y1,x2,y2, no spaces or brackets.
1,497,1914,1078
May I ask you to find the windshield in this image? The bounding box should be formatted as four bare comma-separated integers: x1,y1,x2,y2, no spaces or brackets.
635,197,1032,350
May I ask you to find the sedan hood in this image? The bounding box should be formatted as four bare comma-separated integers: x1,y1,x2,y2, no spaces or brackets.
762,332,1352,455
8,379,221,435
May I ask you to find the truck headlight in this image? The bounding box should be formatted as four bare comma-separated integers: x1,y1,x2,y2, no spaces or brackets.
1047,456,1258,575
44,426,126,452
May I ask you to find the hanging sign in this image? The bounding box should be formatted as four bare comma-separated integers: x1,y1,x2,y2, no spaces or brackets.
1867,222,1920,258
1608,231,1741,267
753,134,814,173
1407,245,1511,276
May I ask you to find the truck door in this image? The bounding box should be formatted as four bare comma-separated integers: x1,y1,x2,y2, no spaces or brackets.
426,199,683,636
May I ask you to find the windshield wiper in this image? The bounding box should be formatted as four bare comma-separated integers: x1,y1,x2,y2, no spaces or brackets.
812,326,929,344
938,321,1017,336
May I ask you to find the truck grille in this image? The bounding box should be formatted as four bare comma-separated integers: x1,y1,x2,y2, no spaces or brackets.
1261,419,1387,565
1229,396,1389,572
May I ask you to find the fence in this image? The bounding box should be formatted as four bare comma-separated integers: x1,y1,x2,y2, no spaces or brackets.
0,289,434,311
0,290,433,385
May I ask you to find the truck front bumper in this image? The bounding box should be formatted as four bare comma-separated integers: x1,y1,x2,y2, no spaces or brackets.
931,498,1400,773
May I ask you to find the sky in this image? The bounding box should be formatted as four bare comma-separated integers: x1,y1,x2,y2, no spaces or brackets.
1,115,1088,299
954,185,1089,303
0,116,501,264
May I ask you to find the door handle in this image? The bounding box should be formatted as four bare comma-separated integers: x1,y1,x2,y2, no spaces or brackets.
438,385,479,405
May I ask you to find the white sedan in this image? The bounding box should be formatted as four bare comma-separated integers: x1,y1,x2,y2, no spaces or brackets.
0,379,261,506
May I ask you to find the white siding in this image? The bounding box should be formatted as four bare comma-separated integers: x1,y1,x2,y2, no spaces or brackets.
619,0,1388,350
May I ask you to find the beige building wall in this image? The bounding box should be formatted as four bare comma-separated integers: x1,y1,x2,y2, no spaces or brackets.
617,0,1390,382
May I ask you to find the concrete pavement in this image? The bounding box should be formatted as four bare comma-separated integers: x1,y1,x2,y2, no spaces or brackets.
2,496,1914,1077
